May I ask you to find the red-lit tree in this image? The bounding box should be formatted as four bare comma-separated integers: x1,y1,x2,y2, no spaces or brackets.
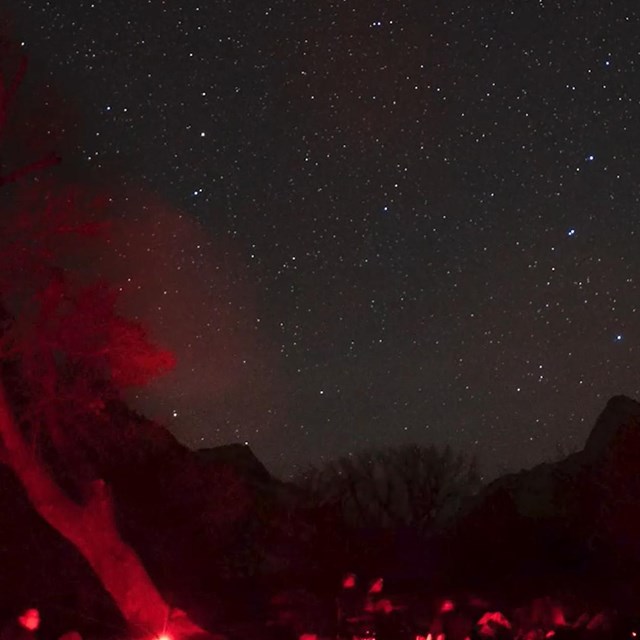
0,44,216,640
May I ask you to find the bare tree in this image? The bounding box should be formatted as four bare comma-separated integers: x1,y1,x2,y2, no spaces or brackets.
0,43,216,640
300,443,480,534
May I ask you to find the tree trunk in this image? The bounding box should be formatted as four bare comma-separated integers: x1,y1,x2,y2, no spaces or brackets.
0,381,214,639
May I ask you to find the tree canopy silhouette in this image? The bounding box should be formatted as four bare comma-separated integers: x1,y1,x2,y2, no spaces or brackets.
299,443,479,534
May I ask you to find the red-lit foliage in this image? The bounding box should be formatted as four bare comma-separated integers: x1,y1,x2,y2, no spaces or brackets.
369,578,384,594
0,191,176,441
0,47,175,423
343,573,357,589
440,600,455,614
0,187,106,291
16,275,174,387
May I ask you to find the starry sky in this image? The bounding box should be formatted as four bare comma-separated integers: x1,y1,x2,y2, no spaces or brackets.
3,1,640,479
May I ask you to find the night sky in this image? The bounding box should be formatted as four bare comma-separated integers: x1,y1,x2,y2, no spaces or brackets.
4,1,640,479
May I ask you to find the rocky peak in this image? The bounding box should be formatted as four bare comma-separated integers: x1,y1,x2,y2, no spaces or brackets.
197,443,273,485
582,394,640,462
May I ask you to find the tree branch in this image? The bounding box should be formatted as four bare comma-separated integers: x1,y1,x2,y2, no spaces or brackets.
0,54,27,139
0,377,84,531
5,55,27,110
0,151,62,186
84,478,116,528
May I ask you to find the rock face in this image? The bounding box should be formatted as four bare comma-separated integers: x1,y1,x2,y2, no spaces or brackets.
197,443,273,485
437,395,640,603
582,395,640,461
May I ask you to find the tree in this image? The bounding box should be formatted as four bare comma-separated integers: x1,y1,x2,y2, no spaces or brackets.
0,43,216,640
299,443,480,534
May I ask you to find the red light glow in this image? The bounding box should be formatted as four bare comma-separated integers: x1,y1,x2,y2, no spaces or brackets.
342,573,356,589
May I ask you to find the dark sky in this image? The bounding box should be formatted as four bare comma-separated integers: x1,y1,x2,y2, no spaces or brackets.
4,1,640,479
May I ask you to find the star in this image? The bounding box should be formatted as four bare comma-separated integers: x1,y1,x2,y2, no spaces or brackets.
7,0,638,478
